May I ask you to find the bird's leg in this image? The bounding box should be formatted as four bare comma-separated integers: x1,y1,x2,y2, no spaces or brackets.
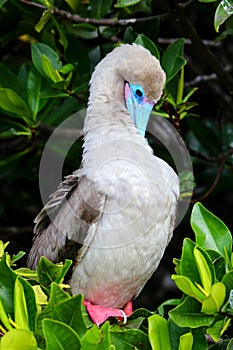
83,300,133,326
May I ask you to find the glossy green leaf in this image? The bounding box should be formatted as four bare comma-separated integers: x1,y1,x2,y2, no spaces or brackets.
35,9,52,33
110,326,150,349
41,54,63,83
54,294,87,337
14,277,29,330
162,39,186,82
0,254,17,317
115,0,141,7
171,275,205,302
201,282,226,314
59,63,74,74
0,298,13,331
135,34,160,59
90,0,113,18
193,247,212,293
0,0,8,7
0,329,37,350
17,276,37,332
40,90,69,99
36,257,72,288
214,0,233,32
31,43,62,78
191,327,207,350
169,296,215,328
222,270,233,302
206,317,231,342
36,282,70,336
178,332,193,350
0,63,24,96
26,66,41,120
179,238,202,285
148,314,172,350
0,88,32,122
191,202,232,258
207,249,226,281
43,319,81,350
81,322,111,350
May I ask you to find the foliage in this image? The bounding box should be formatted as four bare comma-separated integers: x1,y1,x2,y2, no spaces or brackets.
0,203,233,349
0,1,233,349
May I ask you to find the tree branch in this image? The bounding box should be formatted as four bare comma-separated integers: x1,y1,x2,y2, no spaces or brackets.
176,2,233,94
18,0,167,26
192,148,233,203
0,226,33,238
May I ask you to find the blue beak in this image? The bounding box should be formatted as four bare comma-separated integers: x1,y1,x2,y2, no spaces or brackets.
125,82,154,137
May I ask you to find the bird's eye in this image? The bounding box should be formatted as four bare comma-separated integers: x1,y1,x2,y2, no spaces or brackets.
135,89,143,97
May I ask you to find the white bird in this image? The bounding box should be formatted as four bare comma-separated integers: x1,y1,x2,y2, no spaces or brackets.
28,44,179,325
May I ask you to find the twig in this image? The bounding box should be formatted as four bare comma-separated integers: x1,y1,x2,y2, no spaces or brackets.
192,148,233,203
17,0,167,26
0,226,33,238
158,37,220,47
187,147,216,163
176,2,233,94
185,73,217,87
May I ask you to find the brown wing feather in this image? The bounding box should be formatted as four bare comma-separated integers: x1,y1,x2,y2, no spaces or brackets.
27,172,106,269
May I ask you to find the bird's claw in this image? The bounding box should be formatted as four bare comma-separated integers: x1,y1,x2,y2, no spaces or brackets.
84,300,129,326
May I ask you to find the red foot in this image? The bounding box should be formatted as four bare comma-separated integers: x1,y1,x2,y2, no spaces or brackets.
83,300,133,326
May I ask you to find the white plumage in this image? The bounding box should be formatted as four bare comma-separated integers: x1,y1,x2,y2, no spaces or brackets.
28,44,179,323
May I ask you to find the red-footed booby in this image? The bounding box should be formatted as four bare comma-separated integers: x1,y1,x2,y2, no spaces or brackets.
28,44,179,325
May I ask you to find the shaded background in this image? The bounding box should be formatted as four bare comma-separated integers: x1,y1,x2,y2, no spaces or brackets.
0,0,232,311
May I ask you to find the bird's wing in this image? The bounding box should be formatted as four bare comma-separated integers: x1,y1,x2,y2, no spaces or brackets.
27,171,106,269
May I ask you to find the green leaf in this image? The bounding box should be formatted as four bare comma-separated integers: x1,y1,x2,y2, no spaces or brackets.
0,329,37,350
36,283,70,337
26,66,41,120
201,282,226,314
191,202,232,259
206,317,231,342
54,294,87,337
214,0,233,32
0,254,17,317
81,322,111,350
43,319,81,350
193,247,212,293
12,251,26,263
115,0,141,7
0,88,32,122
191,327,207,350
0,298,13,331
14,277,29,330
59,63,74,74
171,275,205,302
110,326,150,349
40,90,69,99
36,257,72,289
0,63,24,96
135,34,160,59
222,270,233,297
179,238,202,285
0,0,8,8
41,54,63,83
31,42,62,78
162,39,186,82
178,332,193,350
35,9,52,33
169,296,215,328
148,314,172,350
90,0,113,19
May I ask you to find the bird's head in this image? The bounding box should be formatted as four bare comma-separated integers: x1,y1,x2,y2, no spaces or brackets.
89,44,166,137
